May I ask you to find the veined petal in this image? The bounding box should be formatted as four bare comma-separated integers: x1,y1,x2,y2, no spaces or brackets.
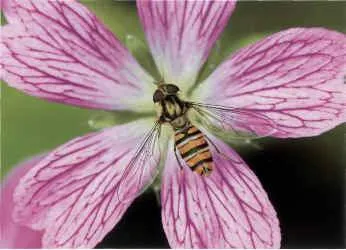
0,155,44,248
13,119,160,248
137,0,236,91
161,134,280,248
1,0,155,111
194,28,346,138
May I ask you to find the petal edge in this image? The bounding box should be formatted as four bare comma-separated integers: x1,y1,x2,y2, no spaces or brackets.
13,120,160,248
137,0,236,91
161,134,280,248
195,28,346,138
1,0,155,111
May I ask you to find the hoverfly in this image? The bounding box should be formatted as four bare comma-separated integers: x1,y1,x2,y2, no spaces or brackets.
117,81,276,197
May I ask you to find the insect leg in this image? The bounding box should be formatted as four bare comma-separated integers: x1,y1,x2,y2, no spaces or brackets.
204,134,231,161
204,134,221,154
174,144,184,170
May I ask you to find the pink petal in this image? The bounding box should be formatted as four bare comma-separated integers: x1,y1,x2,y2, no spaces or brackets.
1,0,155,111
195,28,346,138
161,133,280,248
13,120,160,248
1,155,44,248
137,0,236,91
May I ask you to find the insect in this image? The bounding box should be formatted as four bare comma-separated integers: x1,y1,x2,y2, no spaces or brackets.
117,81,277,196
153,83,214,176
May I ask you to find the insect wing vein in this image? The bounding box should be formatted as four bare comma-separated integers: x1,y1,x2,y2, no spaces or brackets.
116,121,161,202
190,102,277,139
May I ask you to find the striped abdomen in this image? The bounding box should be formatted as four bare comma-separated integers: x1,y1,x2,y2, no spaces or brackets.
174,125,214,176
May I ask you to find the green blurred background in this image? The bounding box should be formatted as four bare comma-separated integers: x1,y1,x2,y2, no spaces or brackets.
1,1,345,248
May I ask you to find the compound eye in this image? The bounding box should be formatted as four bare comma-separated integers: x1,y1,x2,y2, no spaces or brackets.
166,84,180,94
153,90,164,103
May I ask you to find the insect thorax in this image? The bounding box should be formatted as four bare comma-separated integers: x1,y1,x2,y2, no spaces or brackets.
153,84,189,130
156,95,189,129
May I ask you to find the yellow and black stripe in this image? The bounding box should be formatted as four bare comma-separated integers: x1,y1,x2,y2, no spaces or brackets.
174,125,213,176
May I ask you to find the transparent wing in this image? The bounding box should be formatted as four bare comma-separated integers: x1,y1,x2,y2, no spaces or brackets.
189,102,277,140
117,120,162,202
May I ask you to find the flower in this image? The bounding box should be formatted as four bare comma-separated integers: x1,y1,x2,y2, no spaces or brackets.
1,0,345,248
0,155,44,248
